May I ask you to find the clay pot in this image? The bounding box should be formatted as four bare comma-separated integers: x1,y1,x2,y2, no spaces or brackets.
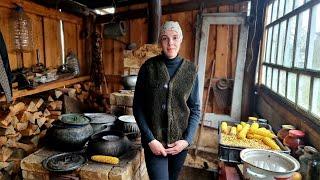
87,130,131,157
46,114,93,151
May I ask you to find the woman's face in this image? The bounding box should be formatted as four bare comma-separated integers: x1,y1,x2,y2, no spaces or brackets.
160,30,182,59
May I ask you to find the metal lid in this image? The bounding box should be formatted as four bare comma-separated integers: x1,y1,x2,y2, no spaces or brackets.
59,114,90,125
118,115,136,123
42,152,86,173
281,125,296,130
84,113,116,124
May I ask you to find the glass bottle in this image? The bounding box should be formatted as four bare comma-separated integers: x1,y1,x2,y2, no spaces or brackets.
299,146,318,178
283,130,305,156
277,125,296,141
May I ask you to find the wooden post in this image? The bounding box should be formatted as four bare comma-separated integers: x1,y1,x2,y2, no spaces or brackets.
241,0,266,120
148,0,161,44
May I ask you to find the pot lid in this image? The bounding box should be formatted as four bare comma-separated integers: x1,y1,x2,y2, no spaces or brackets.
240,149,300,174
42,152,86,173
84,113,116,124
118,115,136,123
59,114,90,125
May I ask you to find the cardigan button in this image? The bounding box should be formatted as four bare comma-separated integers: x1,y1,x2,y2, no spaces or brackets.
161,104,166,110
164,84,168,89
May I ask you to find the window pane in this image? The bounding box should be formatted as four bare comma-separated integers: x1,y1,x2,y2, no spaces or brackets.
271,24,279,64
261,65,266,85
278,0,285,18
307,3,320,71
266,3,273,25
266,67,272,88
287,72,297,103
294,0,304,9
279,70,287,96
277,21,287,65
284,16,297,67
312,78,320,117
294,10,310,68
272,68,279,92
285,0,294,14
297,75,311,110
265,28,273,63
272,0,279,22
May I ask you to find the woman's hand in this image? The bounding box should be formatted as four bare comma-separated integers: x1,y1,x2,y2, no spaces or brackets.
165,140,188,155
148,139,167,156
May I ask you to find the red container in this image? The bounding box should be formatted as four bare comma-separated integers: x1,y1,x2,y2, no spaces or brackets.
283,130,305,153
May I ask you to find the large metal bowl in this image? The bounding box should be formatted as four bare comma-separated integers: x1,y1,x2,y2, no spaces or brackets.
240,149,300,180
122,75,137,90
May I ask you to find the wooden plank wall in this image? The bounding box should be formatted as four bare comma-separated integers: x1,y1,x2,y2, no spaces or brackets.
102,0,246,114
0,0,87,75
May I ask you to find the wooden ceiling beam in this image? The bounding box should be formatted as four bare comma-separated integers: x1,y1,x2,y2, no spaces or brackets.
78,0,147,9
96,0,249,24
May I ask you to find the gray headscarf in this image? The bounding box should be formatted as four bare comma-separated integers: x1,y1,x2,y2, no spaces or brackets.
159,21,183,40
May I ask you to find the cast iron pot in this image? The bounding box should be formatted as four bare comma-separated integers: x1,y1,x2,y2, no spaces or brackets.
87,130,131,157
84,113,116,133
122,75,137,90
46,114,93,151
114,115,140,140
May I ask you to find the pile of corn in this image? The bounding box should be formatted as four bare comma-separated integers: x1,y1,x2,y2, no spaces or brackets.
220,121,281,150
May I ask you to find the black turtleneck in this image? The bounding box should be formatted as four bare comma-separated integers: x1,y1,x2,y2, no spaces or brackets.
161,53,183,78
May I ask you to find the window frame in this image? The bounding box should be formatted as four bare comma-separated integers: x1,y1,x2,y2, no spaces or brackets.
258,0,320,122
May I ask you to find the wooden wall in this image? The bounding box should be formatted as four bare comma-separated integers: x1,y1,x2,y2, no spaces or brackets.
102,0,247,114
0,0,87,75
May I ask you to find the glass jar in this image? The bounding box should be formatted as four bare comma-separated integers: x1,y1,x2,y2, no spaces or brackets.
299,146,318,178
248,116,258,124
277,125,296,141
283,130,305,155
306,153,320,180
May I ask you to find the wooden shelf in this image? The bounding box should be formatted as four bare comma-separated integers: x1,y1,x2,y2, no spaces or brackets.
0,75,90,102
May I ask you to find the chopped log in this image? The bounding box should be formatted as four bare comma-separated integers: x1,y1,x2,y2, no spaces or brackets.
20,124,38,136
68,88,77,98
44,119,55,129
9,102,26,115
55,90,63,99
27,101,38,113
10,116,19,129
49,111,61,116
39,129,47,138
7,132,22,142
0,136,7,146
30,135,40,146
33,128,40,135
48,96,54,102
33,112,43,120
6,139,34,153
35,98,44,109
20,111,32,123
0,147,13,162
48,101,62,111
37,117,47,128
43,108,51,117
3,125,16,136
0,114,13,127
16,122,28,131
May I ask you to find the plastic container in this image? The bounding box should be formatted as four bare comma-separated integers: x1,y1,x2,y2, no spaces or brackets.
283,130,305,155
277,125,296,141
299,146,318,178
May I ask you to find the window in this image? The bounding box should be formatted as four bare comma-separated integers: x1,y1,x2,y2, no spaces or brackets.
259,0,320,120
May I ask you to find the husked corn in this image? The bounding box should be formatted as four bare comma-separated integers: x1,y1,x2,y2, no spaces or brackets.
251,128,276,138
249,122,259,132
240,121,247,127
247,133,264,140
236,124,243,132
237,124,250,139
230,127,237,136
262,137,281,150
221,122,228,134
91,155,119,164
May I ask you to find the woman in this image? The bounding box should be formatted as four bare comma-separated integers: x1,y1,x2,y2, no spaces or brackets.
133,21,200,180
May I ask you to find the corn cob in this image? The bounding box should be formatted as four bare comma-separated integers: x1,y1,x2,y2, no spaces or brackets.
262,137,281,150
236,124,243,132
229,127,237,136
91,155,119,165
249,122,259,133
251,128,276,138
240,121,247,127
237,124,250,139
247,133,264,140
221,122,228,134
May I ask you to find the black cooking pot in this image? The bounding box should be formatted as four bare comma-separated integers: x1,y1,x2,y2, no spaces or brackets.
84,113,116,133
122,75,137,90
87,130,131,157
46,114,93,151
114,115,140,140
